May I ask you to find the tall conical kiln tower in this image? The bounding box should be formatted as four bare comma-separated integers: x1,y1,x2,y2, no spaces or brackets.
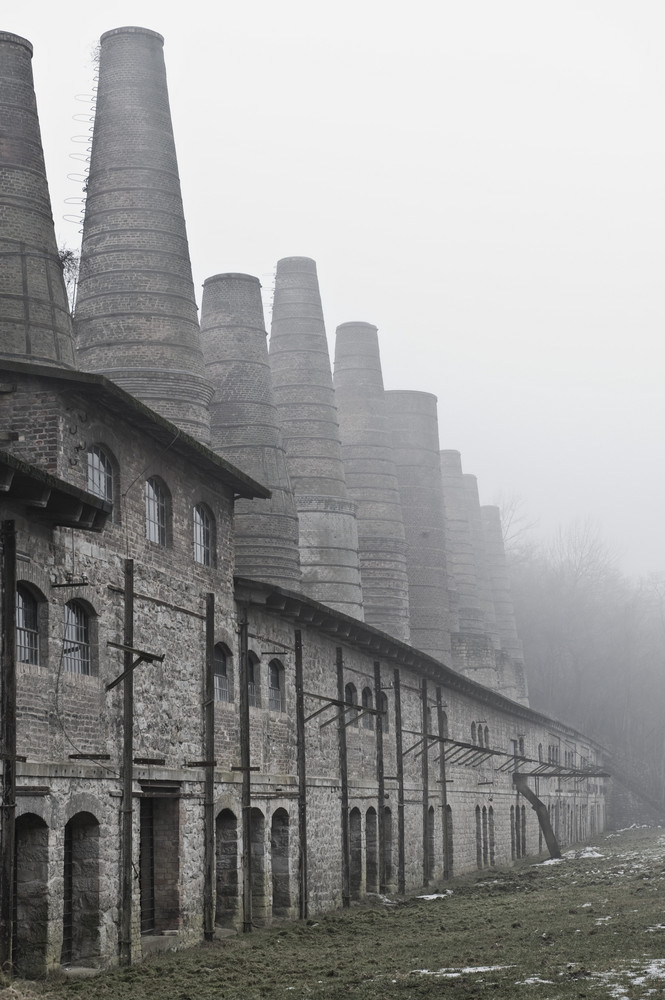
0,32,77,368
201,272,302,590
269,257,363,618
74,26,212,443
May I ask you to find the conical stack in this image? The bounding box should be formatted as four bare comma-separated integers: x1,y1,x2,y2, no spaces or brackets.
440,451,483,635
0,33,76,368
480,505,529,704
463,474,500,648
334,322,410,642
384,391,450,661
74,26,212,443
269,257,363,618
441,452,501,687
201,273,301,590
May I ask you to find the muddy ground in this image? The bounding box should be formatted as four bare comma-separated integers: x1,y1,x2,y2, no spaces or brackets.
5,826,665,1000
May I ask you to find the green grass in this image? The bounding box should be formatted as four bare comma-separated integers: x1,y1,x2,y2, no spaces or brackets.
7,826,665,1000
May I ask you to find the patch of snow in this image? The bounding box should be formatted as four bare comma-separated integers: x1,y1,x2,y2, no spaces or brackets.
413,965,512,977
417,890,453,900
537,858,563,866
580,902,592,908
516,977,554,985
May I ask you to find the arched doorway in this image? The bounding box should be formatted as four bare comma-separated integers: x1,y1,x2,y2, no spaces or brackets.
349,808,362,900
250,808,267,924
61,812,99,966
365,808,378,892
14,814,48,977
215,809,239,927
271,809,290,917
383,807,393,886
427,806,435,882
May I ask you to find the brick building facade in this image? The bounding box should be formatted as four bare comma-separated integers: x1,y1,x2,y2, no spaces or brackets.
0,26,607,975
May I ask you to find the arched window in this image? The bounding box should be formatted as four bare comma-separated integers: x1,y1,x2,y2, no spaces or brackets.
193,503,214,566
16,585,39,664
471,722,476,744
484,725,490,748
87,445,114,503
379,692,389,734
145,477,167,545
247,651,260,708
518,736,525,757
477,724,484,748
214,643,232,702
63,601,91,674
269,660,284,712
361,687,374,730
345,683,358,726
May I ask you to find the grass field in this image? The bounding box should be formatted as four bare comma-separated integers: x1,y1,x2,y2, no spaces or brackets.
5,826,665,1000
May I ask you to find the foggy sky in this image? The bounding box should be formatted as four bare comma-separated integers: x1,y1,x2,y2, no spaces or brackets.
8,1,664,577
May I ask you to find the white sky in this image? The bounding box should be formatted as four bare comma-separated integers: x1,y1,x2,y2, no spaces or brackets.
8,1,664,577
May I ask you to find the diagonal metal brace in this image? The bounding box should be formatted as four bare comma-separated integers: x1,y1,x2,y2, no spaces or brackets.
106,641,165,692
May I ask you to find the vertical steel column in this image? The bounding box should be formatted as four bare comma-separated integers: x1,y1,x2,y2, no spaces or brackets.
421,677,429,885
120,558,134,966
238,612,252,932
393,668,405,894
203,593,215,940
373,660,385,892
436,686,450,880
0,520,16,971
336,648,350,907
295,629,308,918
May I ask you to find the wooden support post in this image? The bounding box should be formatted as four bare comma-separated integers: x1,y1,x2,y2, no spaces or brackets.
374,661,385,893
203,593,215,941
393,668,405,895
119,558,134,967
421,678,429,885
436,686,450,880
0,520,16,972
295,629,308,919
336,648,350,908
238,612,253,932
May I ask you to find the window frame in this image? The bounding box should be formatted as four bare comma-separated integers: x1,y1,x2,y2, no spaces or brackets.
247,651,260,708
214,642,233,703
16,584,40,665
193,502,215,567
145,477,168,547
268,659,284,713
63,600,95,676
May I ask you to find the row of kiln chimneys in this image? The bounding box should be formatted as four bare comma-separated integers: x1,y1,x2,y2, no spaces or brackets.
0,27,527,702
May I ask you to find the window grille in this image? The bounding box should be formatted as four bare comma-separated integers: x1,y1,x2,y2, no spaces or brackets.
362,688,374,730
145,478,166,545
379,692,389,734
87,446,113,502
193,504,212,565
248,655,259,707
16,586,39,664
214,644,230,702
345,683,358,726
269,661,283,712
63,602,90,674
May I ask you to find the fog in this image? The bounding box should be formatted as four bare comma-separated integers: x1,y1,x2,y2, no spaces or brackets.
10,0,664,577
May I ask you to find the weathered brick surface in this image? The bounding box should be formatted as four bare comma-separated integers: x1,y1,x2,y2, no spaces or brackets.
1,368,606,972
